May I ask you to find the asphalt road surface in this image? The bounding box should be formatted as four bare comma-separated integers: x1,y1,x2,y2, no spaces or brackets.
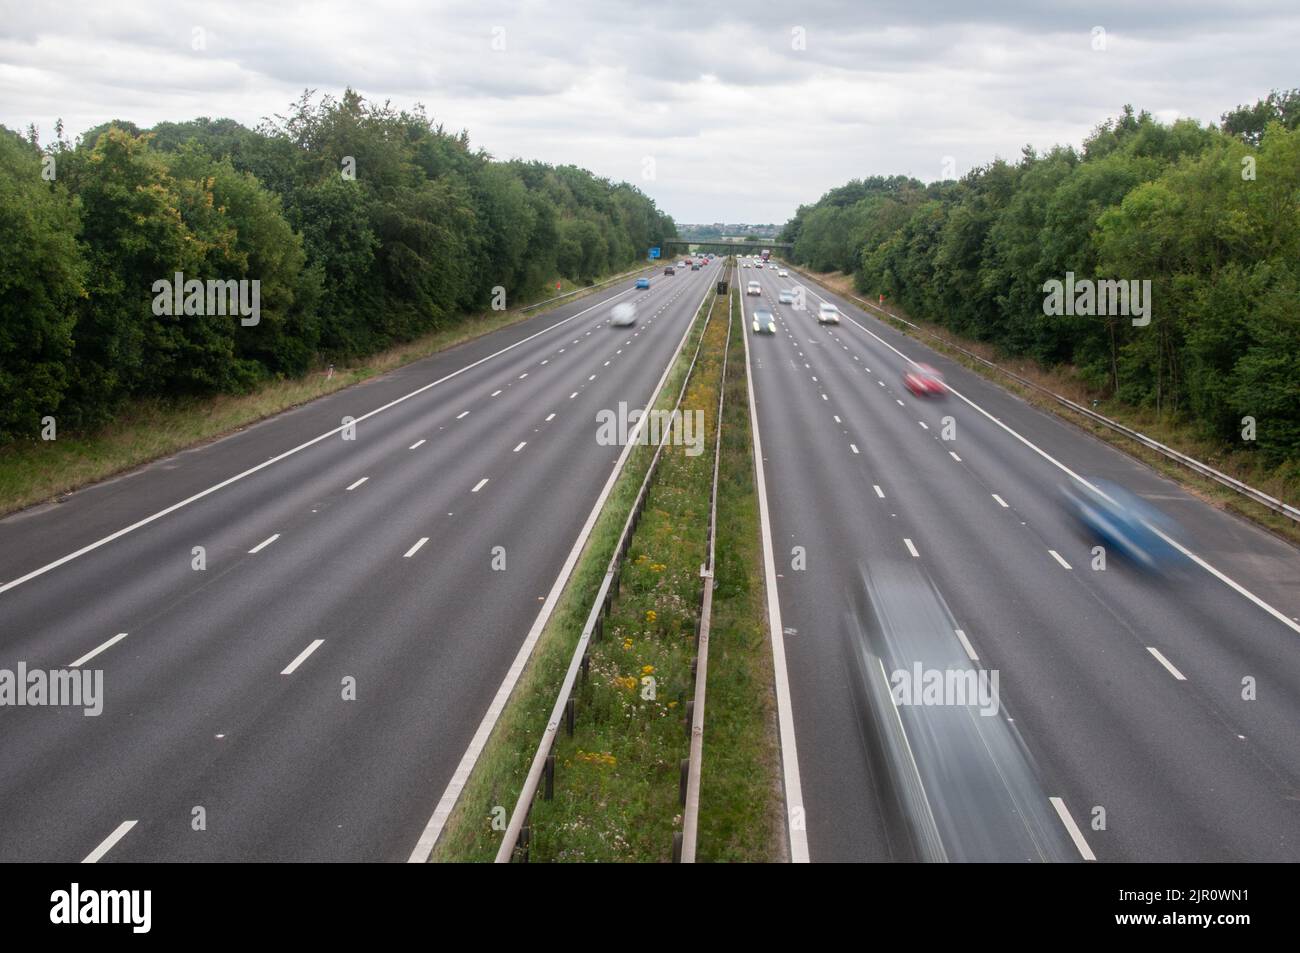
741,260,1300,862
0,259,723,861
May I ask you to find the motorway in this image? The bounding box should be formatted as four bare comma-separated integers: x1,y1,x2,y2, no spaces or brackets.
740,260,1300,862
0,258,723,861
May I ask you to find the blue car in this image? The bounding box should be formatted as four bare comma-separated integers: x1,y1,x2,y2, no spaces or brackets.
1062,479,1184,572
635,278,650,289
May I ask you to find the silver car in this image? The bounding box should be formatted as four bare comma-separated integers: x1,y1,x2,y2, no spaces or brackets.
817,302,841,324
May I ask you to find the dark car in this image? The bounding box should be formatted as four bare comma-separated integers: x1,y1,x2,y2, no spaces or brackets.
664,266,675,275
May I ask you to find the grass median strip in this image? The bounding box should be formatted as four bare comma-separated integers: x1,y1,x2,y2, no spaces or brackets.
523,295,728,862
695,290,784,862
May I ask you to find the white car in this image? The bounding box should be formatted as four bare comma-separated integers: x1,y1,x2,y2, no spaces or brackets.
817,302,840,324
778,289,795,305
746,281,762,296
778,269,788,277
611,302,637,326
742,262,751,268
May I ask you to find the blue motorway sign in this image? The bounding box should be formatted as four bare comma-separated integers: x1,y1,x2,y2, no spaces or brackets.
649,247,660,259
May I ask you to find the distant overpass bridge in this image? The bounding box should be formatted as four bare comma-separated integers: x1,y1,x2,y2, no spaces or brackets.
659,238,791,255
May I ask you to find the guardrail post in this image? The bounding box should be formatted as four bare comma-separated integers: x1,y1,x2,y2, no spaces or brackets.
684,701,694,738
672,831,683,863
581,651,590,681
679,759,689,806
565,697,575,737
544,755,555,801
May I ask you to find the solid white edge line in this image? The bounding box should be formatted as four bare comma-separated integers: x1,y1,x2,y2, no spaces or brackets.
1147,646,1188,681
70,632,127,668
82,820,138,863
740,283,811,863
0,282,642,597
1049,796,1097,861
281,638,325,675
247,533,280,554
953,628,979,662
407,269,717,863
403,537,429,558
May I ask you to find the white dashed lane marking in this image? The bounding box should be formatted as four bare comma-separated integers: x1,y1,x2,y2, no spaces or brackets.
248,533,280,554
70,632,128,668
1147,647,1188,681
281,639,324,675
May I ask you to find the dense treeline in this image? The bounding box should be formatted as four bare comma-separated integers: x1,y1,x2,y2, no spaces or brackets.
0,89,675,440
781,92,1300,466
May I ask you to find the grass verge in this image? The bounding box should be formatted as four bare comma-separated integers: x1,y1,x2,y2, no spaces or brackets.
430,280,718,862
0,264,651,518
792,266,1300,549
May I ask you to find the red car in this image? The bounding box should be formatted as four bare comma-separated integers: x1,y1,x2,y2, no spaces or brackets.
903,363,947,397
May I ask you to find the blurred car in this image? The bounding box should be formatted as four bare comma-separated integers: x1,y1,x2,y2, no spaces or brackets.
742,261,751,268
752,308,776,334
746,280,762,295
635,277,650,289
778,269,789,277
691,263,701,270
902,362,947,397
610,302,637,326
778,289,795,305
664,266,675,275
1061,479,1185,573
817,302,840,324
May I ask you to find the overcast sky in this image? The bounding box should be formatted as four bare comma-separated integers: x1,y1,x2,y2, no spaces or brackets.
2,1,1296,223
